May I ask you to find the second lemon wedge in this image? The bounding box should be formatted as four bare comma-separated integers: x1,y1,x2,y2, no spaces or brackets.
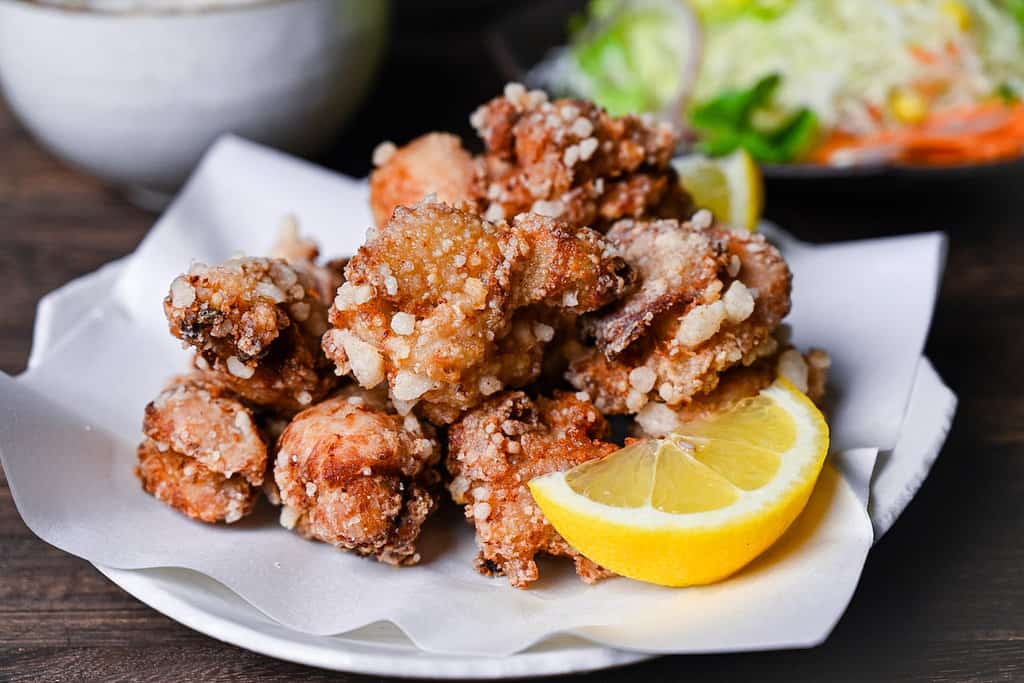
529,379,829,587
673,149,764,231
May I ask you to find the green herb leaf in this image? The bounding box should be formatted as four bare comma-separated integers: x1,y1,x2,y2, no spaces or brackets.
690,74,818,163
996,82,1020,103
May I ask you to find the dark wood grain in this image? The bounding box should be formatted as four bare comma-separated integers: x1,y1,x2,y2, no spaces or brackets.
2,2,1023,681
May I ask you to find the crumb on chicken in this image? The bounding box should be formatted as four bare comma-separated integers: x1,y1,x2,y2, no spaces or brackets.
137,441,259,524
143,374,268,485
471,85,691,230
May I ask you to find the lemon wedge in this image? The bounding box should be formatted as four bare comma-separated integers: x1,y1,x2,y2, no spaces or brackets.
529,379,829,587
673,149,764,231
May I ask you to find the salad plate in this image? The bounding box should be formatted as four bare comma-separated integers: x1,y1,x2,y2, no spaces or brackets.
490,0,1024,177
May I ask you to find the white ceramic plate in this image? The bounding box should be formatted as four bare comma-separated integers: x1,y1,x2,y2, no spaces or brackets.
25,256,955,677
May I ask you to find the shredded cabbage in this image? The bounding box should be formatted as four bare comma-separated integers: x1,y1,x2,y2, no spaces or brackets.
694,0,1024,134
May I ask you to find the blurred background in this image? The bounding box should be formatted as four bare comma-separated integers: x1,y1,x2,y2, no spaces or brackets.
1,1,1023,680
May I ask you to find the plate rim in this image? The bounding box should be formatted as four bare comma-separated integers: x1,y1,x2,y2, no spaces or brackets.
93,564,653,678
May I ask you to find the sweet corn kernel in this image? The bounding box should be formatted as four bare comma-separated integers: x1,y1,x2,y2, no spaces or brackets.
940,0,972,31
890,88,929,124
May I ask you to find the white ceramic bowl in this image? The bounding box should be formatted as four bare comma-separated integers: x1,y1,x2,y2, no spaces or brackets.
0,0,389,204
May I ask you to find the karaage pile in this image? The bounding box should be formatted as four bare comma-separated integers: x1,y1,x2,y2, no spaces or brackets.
137,85,829,587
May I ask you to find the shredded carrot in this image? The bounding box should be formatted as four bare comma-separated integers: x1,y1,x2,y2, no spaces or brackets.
812,102,1024,166
910,44,939,64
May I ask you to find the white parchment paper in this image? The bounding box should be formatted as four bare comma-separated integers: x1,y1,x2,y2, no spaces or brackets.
1,137,953,656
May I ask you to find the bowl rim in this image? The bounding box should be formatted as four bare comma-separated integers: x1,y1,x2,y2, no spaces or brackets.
7,0,336,19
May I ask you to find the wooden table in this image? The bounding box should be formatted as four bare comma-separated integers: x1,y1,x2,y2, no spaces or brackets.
2,4,1023,681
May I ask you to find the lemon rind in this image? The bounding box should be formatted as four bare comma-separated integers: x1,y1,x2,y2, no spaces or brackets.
529,380,828,531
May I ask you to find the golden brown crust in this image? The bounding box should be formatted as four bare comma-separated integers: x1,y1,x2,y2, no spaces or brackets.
143,374,267,485
590,218,726,355
165,256,339,413
567,219,792,414
192,328,340,415
369,133,478,228
447,390,618,588
367,87,692,232
470,87,690,230
273,390,441,565
322,201,630,424
165,256,325,362
136,439,258,524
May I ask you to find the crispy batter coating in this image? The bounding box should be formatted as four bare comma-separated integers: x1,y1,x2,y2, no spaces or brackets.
567,218,792,414
137,441,259,524
633,347,831,438
143,374,268,485
367,85,692,231
471,84,691,229
322,201,631,424
369,133,478,228
273,388,441,565
165,256,338,413
590,218,725,355
447,391,618,588
136,375,266,523
268,216,346,303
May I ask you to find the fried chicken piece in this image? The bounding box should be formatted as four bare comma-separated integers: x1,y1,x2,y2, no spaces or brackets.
273,388,441,565
471,83,691,230
322,200,631,424
136,375,266,523
165,255,338,413
589,217,725,356
369,133,478,228
447,391,618,588
268,215,346,303
633,347,831,438
566,216,792,414
137,441,259,524
367,84,692,232
144,374,268,484
268,215,322,265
